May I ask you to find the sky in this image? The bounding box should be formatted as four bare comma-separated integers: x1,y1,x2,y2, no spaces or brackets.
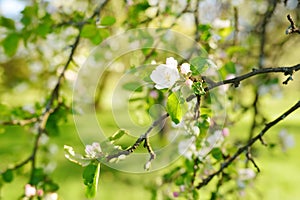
0,0,26,18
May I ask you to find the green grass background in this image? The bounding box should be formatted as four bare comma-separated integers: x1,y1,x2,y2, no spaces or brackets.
0,78,299,200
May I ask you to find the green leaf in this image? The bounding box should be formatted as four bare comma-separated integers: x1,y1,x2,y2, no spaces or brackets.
81,24,98,38
198,24,212,41
190,57,209,75
166,92,182,124
21,16,31,26
64,145,91,166
99,29,110,40
36,13,53,37
2,33,20,57
200,107,212,117
44,181,59,192
108,129,128,142
226,46,247,57
36,23,51,37
45,113,60,136
101,16,116,26
89,31,103,45
83,163,101,198
30,168,45,185
224,61,236,74
81,24,103,45
2,169,13,183
21,5,38,26
122,82,143,92
211,148,223,161
0,17,15,30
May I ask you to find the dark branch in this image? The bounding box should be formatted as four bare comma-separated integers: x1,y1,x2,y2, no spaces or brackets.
286,14,300,35
106,113,169,161
206,64,300,91
196,100,300,189
0,117,38,126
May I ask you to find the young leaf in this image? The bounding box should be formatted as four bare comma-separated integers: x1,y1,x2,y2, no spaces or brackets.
30,168,45,185
2,169,13,183
64,145,91,166
83,163,101,198
211,148,223,161
81,24,103,45
108,129,128,142
190,57,209,75
45,112,60,136
0,17,15,30
101,16,116,26
81,24,98,38
122,82,143,92
2,33,20,57
166,92,182,124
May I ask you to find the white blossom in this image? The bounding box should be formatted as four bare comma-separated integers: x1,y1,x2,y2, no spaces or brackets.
212,18,231,29
85,142,102,158
166,57,178,67
45,193,58,200
150,57,180,89
25,184,36,197
180,63,191,75
192,126,200,136
148,0,158,6
145,7,158,18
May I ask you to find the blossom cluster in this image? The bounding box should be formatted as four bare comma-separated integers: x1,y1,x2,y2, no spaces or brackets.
24,184,58,200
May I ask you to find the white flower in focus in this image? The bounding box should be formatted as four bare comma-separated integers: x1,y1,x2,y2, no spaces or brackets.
180,63,191,75
45,193,58,200
150,57,180,89
25,184,36,197
85,142,102,158
238,168,256,181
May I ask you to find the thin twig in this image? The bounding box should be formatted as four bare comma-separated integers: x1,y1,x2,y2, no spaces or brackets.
207,64,300,91
246,148,260,172
106,113,169,160
196,100,300,189
286,14,300,35
0,117,38,126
